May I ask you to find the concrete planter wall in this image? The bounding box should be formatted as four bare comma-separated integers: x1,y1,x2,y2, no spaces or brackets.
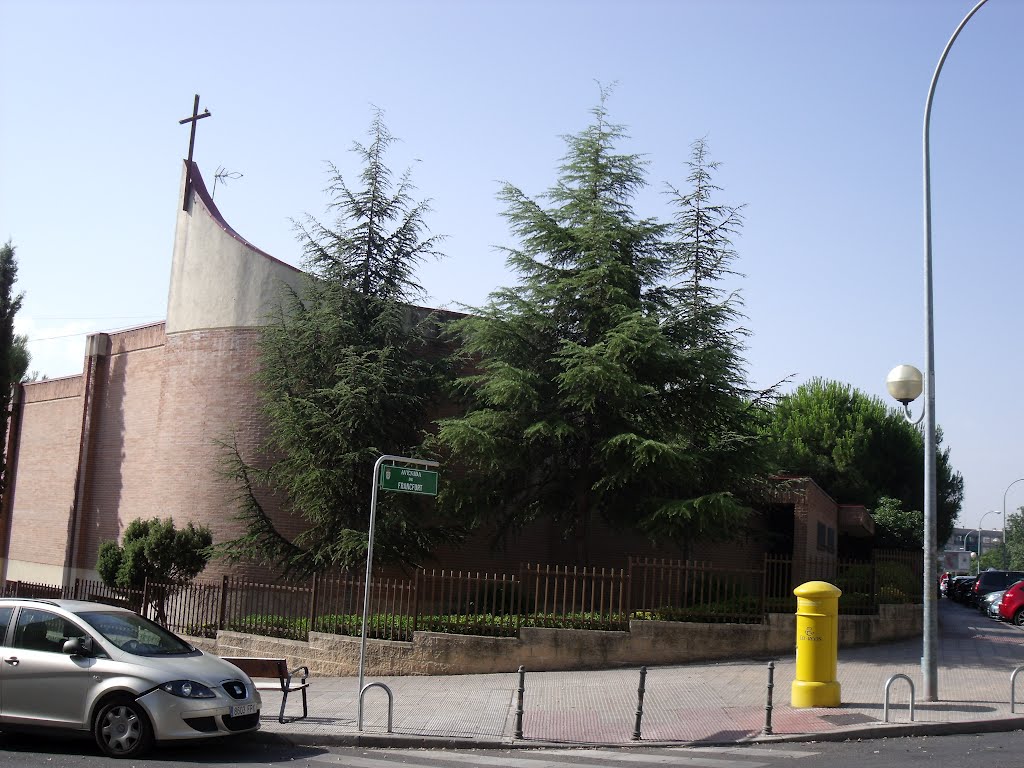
188,604,922,676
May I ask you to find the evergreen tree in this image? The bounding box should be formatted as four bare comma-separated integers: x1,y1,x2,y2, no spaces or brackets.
218,114,452,577
872,496,924,550
435,94,767,562
0,241,25,498
762,378,963,544
97,517,212,623
1001,509,1024,570
10,334,30,383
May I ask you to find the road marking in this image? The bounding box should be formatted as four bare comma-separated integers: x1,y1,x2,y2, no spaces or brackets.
309,748,773,767
686,747,820,759
539,749,770,766
309,746,817,767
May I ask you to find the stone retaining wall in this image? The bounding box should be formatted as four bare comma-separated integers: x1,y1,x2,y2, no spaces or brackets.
185,604,921,676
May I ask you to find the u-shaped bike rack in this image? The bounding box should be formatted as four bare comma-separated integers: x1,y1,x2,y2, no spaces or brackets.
1010,665,1024,713
883,673,916,723
358,681,394,733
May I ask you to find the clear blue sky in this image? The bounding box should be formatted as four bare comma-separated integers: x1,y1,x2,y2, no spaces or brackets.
2,0,1022,531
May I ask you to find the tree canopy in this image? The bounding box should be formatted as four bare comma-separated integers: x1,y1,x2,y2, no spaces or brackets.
97,517,212,622
990,509,1024,571
0,241,26,499
218,113,455,577
762,378,963,545
434,94,769,562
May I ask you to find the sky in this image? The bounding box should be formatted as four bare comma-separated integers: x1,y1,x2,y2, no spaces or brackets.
1,0,1022,532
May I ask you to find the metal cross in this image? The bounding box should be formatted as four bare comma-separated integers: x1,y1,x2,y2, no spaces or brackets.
178,94,211,210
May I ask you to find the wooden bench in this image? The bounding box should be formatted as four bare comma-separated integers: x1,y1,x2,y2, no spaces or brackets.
222,657,309,723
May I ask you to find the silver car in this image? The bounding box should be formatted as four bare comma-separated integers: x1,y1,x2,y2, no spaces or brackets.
0,598,261,758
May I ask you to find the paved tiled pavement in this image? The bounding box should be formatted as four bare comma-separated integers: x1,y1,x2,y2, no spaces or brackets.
255,598,1024,748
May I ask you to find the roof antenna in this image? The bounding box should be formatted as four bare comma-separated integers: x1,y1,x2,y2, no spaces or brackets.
212,166,243,199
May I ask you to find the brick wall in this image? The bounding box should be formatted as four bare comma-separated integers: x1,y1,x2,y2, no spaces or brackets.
4,322,833,587
772,477,839,583
146,327,291,581
75,325,168,570
6,376,84,580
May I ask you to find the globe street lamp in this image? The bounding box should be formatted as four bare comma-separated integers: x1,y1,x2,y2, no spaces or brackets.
1003,478,1024,567
890,0,993,703
886,365,924,424
977,510,1001,574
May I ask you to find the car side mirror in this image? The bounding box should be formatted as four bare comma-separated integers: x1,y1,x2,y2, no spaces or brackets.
63,636,95,657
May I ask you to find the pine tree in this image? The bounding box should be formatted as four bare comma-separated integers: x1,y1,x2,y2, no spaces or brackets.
435,95,766,563
0,241,25,499
218,114,453,577
762,377,963,544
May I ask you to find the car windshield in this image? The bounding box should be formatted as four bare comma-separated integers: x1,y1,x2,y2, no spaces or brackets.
77,611,196,656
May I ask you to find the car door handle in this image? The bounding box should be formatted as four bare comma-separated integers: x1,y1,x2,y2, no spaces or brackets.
4,657,19,666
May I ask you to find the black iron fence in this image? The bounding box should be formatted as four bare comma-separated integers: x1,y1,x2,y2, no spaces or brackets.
2,549,921,643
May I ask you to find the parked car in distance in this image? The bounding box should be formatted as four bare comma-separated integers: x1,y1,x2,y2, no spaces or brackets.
971,570,1024,607
949,575,978,603
999,580,1024,625
980,588,1005,617
0,598,261,758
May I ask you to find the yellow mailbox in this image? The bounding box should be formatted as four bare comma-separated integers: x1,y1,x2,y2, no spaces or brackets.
791,580,841,708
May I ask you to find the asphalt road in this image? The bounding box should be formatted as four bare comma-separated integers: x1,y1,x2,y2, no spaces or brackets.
0,731,1022,768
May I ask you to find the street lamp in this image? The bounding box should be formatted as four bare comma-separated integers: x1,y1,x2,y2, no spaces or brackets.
889,0,993,703
977,510,1001,574
886,365,924,424
1003,478,1024,568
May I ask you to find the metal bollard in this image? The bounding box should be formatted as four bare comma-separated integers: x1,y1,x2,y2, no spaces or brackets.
514,665,525,739
632,666,648,741
763,661,775,735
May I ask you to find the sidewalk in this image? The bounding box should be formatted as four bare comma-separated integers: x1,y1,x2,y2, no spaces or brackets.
255,598,1024,748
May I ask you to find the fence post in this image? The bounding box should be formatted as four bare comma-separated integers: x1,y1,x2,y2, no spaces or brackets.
625,559,633,623
308,573,319,636
761,554,768,618
872,552,879,611
141,578,150,618
217,575,229,631
412,569,420,635
73,578,81,600
516,565,524,632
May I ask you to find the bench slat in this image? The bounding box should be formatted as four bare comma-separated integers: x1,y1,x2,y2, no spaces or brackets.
223,657,287,679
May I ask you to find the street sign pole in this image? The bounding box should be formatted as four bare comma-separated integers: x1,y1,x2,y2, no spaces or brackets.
357,454,439,731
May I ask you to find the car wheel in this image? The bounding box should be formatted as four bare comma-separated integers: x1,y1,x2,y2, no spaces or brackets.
1014,609,1024,627
93,695,153,759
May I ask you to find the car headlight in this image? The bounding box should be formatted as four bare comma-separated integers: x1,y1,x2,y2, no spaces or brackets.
160,680,216,699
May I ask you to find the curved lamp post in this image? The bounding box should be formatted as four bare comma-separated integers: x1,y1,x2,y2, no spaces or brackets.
1004,478,1024,567
887,0,993,702
976,510,1001,574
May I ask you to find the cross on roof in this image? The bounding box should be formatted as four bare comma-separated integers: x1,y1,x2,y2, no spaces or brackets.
178,94,211,210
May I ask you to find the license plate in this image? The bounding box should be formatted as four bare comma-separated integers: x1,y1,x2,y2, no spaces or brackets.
231,703,257,717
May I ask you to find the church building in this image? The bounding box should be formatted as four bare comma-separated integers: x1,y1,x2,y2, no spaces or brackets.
1,161,865,590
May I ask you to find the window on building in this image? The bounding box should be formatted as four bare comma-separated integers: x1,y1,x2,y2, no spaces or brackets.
817,522,835,553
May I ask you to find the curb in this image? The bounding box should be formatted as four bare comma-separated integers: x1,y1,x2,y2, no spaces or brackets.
256,731,512,750
749,715,1024,745
256,714,1024,750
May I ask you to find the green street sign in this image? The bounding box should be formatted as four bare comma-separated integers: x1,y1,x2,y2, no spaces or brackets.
379,465,438,496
